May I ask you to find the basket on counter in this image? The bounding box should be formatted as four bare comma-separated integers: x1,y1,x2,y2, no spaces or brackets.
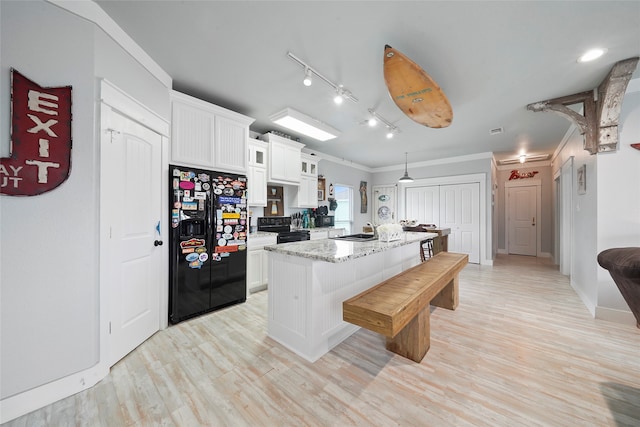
376,223,404,242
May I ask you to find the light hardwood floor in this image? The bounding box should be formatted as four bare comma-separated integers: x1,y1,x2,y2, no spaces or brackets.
5,255,640,426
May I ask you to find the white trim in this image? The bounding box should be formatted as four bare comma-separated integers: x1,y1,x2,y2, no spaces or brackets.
303,149,372,172
303,149,494,174
595,306,637,326
0,363,108,423
552,123,579,164
46,0,172,88
101,79,170,136
496,160,551,171
374,152,494,173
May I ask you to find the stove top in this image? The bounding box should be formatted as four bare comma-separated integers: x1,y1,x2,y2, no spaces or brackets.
257,216,291,233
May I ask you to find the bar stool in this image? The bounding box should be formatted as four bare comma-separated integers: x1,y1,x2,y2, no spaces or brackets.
420,238,434,262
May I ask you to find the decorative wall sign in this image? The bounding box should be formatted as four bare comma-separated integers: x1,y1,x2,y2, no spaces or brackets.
577,164,587,195
359,181,368,213
1,69,72,196
508,170,539,180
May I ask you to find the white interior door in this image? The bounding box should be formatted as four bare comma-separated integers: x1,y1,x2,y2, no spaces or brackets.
372,185,397,224
507,186,537,256
405,186,439,224
104,108,162,366
439,183,480,263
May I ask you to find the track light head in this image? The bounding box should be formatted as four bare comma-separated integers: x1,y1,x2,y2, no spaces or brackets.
368,117,377,127
519,154,526,163
334,87,345,105
303,68,312,86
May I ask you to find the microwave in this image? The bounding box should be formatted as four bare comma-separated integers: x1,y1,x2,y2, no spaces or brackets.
315,215,334,227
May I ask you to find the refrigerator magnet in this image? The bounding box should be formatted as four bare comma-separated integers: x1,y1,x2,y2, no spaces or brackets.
198,253,208,262
202,183,210,191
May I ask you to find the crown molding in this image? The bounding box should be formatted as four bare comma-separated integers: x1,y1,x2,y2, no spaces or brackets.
46,0,172,88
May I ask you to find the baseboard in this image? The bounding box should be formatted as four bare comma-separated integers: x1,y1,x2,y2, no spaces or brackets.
0,362,109,423
595,306,637,327
498,248,507,254
539,252,552,258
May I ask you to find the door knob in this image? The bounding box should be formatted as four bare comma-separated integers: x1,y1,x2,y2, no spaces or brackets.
154,240,163,246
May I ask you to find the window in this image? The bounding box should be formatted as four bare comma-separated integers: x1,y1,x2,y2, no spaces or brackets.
334,185,353,234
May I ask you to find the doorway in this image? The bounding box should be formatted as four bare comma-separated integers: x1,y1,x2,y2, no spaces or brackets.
100,81,169,367
505,180,541,257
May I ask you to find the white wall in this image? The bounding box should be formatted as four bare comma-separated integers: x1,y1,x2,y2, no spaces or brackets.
552,86,639,325
315,156,373,233
596,91,640,320
0,0,171,419
1,1,99,399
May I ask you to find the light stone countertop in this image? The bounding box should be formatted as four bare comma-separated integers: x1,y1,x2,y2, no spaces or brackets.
264,231,438,263
247,231,280,239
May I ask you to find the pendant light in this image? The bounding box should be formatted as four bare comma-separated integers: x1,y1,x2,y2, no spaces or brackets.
398,152,414,183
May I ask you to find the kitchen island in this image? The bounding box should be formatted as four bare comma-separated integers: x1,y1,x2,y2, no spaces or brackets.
264,231,437,362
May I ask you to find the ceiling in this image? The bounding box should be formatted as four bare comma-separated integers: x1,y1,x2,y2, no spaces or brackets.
95,1,640,169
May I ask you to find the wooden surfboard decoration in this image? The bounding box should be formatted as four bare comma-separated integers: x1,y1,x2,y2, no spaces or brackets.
632,143,640,151
383,45,453,128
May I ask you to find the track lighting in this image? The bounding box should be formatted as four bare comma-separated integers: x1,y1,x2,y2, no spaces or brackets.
368,109,401,138
398,152,414,183
303,67,312,86
288,51,358,103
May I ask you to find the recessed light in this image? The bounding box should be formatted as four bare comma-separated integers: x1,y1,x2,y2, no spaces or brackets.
578,48,607,63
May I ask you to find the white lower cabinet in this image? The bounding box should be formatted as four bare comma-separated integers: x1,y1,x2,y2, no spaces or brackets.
328,228,345,238
309,230,328,240
247,234,277,294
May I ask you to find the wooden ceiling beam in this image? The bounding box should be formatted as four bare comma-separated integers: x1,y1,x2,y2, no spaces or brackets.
527,57,639,155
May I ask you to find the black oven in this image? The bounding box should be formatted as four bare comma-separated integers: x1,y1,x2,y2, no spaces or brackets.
257,217,310,244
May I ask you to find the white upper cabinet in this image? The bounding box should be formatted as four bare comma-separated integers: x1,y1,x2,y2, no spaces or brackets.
171,90,254,173
292,153,319,208
262,133,304,184
247,139,268,206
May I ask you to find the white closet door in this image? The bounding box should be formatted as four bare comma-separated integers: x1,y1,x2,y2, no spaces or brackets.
440,183,480,263
405,186,439,224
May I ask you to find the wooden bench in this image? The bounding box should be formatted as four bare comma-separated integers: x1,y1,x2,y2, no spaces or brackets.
343,252,468,362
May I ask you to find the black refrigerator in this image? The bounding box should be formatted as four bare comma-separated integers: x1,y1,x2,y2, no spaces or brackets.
169,165,247,324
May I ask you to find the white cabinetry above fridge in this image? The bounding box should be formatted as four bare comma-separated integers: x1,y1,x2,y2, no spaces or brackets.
171,90,254,174
261,133,304,185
